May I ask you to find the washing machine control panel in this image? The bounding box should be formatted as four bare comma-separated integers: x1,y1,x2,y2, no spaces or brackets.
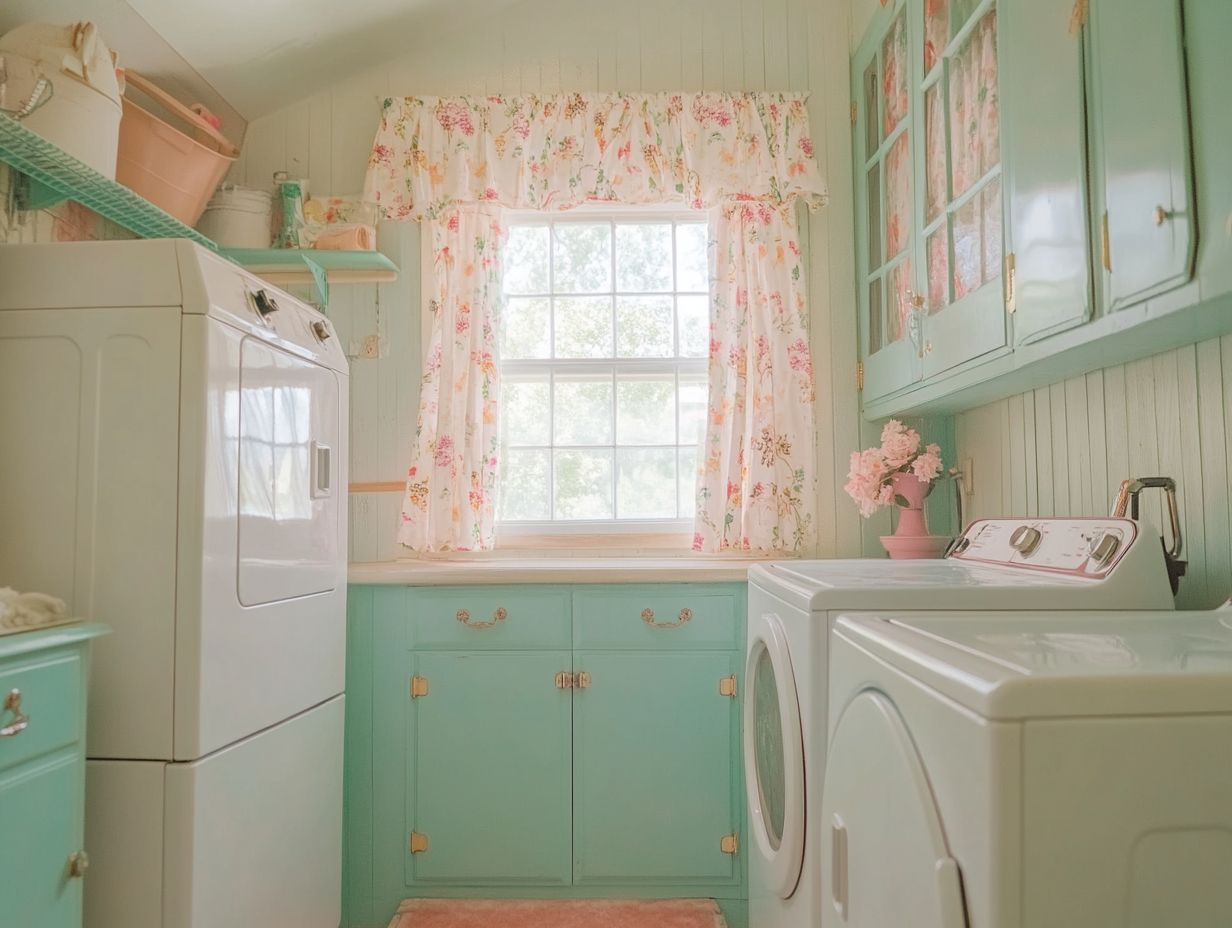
948,518,1140,577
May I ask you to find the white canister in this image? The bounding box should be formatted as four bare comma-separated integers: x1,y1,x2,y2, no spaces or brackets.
196,185,273,248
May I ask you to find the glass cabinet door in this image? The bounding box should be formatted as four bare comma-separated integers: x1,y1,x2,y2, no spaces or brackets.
914,0,1008,379
854,3,924,401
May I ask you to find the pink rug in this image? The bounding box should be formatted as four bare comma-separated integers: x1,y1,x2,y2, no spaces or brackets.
388,898,728,928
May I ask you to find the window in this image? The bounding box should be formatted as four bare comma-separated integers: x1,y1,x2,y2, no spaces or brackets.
497,211,710,529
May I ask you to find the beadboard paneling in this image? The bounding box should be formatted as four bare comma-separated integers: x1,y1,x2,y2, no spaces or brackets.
233,0,897,562
955,337,1232,609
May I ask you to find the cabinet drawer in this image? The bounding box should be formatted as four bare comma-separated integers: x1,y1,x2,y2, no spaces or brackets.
573,586,742,650
406,587,571,650
0,652,83,774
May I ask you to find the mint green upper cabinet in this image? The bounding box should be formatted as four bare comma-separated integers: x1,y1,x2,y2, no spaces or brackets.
1001,0,1092,344
854,3,924,401
1089,0,1195,310
573,651,739,885
406,650,573,885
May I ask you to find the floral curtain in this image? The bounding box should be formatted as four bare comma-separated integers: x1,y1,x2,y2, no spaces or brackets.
398,204,504,551
365,92,827,553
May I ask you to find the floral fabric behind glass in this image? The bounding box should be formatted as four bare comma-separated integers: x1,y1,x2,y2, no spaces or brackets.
948,8,999,199
885,132,911,259
397,204,505,551
881,13,909,138
924,0,949,73
924,83,946,223
365,93,827,553
694,201,817,553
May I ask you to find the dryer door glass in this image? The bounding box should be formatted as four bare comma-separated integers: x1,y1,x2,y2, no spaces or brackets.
752,647,787,847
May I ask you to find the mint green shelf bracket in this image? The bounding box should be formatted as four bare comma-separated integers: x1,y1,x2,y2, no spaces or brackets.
0,114,217,249
301,255,330,307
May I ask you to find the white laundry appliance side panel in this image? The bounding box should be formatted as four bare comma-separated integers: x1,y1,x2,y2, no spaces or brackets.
162,696,345,928
84,760,167,928
828,629,1024,928
1022,714,1232,927
0,306,180,759
0,240,185,310
174,315,347,760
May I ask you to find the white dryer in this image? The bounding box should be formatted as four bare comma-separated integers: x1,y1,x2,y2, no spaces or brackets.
745,518,1175,928
0,240,348,928
821,607,1232,928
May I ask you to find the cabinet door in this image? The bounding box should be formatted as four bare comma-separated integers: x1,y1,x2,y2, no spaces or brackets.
854,2,924,401
1002,0,1092,344
917,0,1009,376
1090,0,1194,310
0,758,83,928
573,651,739,884
406,651,572,885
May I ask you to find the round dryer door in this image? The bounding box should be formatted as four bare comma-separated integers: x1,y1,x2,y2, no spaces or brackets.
743,610,805,897
820,691,968,928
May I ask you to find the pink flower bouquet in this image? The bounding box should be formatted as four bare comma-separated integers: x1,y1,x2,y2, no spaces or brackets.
844,420,943,518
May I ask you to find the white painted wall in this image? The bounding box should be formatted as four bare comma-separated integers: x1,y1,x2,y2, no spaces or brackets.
233,0,903,562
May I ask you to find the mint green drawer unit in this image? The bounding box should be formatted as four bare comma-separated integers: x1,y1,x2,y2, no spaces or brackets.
0,650,84,774
572,585,742,651
406,587,571,650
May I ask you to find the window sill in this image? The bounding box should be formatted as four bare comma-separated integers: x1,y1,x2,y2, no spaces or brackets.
346,554,776,586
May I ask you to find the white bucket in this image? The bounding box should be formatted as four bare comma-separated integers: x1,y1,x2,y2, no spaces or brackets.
196,185,273,248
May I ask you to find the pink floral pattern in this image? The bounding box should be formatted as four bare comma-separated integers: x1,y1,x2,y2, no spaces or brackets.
948,8,999,199
693,202,816,554
924,0,949,73
398,204,505,552
881,13,909,138
885,132,911,259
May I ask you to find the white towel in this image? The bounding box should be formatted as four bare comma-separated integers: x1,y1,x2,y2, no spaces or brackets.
0,587,71,632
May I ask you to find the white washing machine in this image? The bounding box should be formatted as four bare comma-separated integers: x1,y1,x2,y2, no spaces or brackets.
745,518,1176,928
0,240,348,928
821,607,1232,928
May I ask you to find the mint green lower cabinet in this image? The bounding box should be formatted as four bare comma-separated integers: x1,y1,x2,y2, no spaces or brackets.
573,651,739,884
2,757,83,927
406,650,572,885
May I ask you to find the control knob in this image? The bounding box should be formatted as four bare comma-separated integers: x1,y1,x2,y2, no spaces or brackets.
1088,532,1121,569
1009,525,1042,556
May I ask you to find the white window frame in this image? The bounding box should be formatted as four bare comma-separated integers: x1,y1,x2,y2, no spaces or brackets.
495,205,710,542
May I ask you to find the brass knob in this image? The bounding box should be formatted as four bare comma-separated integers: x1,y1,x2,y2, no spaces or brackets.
1154,205,1169,226
911,294,926,310
68,851,89,879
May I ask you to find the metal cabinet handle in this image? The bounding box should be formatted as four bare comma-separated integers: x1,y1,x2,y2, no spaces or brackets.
0,689,28,738
831,815,849,919
641,607,693,629
456,607,507,629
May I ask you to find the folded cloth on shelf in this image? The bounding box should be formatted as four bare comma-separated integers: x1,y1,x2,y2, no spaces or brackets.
311,223,375,251
0,587,72,634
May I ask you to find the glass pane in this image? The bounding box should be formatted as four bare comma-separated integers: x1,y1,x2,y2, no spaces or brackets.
953,196,981,300
868,277,883,355
616,375,675,445
498,449,550,521
554,296,613,358
889,258,913,343
675,222,709,292
616,296,673,358
616,448,677,519
553,449,613,520
501,375,550,446
927,228,949,313
616,223,673,292
554,374,613,445
678,372,708,446
753,647,787,848
866,163,881,269
885,132,911,260
924,0,949,74
501,297,550,359
949,6,1000,199
677,445,698,519
982,178,1003,284
863,60,880,153
553,223,611,292
951,0,980,36
881,12,909,137
677,294,709,359
924,83,947,224
503,225,549,294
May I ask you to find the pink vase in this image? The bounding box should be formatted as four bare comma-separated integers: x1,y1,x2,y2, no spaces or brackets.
880,471,950,559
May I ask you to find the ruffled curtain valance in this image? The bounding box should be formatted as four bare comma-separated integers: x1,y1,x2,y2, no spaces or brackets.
363,92,827,220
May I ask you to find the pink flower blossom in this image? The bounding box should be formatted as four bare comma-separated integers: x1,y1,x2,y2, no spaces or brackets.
434,435,455,468
911,443,943,482
880,419,921,469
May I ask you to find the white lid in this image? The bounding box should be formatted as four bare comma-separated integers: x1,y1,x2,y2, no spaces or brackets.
835,608,1232,719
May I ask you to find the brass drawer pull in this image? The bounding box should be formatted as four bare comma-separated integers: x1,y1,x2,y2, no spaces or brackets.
67,851,89,879
0,689,29,738
456,606,507,629
641,607,693,629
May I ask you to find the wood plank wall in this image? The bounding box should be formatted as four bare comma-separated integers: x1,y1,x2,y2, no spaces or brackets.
955,336,1232,609
229,0,915,562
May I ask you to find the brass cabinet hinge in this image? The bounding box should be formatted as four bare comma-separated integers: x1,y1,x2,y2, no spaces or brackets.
575,671,592,689
856,360,865,392
1101,211,1112,272
409,831,429,854
1004,252,1017,314
1068,0,1089,34
555,671,591,689
410,675,429,698
850,101,858,128
720,833,739,855
555,671,574,689
719,674,738,697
